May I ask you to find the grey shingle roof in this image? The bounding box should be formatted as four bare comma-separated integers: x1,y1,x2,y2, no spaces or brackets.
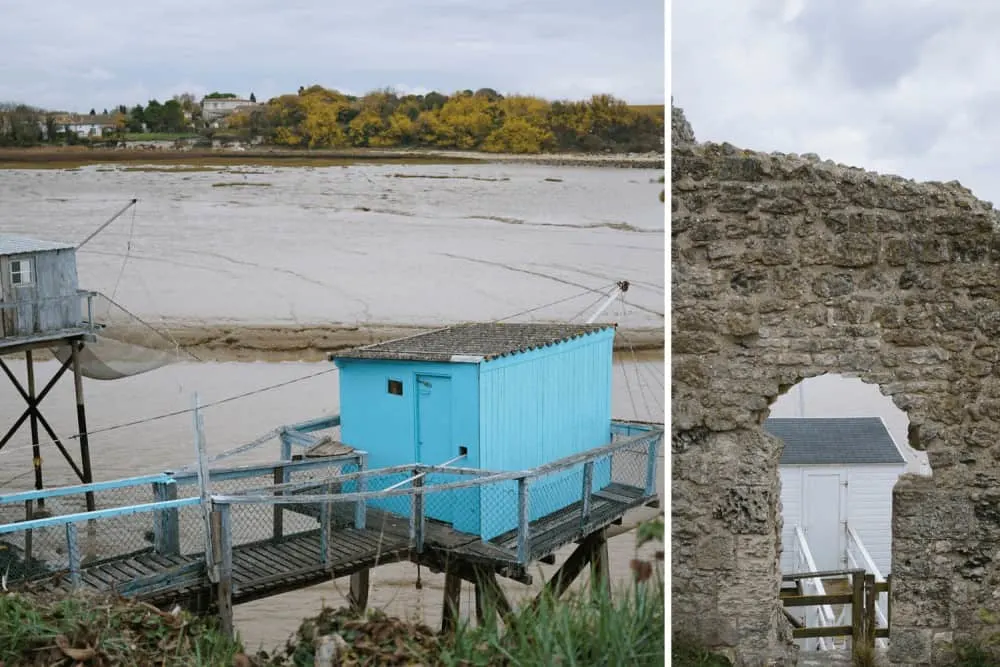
0,236,75,255
765,417,906,466
333,322,615,363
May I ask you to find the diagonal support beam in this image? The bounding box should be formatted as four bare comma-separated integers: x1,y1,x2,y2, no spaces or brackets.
36,354,74,404
0,358,30,401
0,410,31,452
0,352,84,485
33,411,85,481
530,530,606,609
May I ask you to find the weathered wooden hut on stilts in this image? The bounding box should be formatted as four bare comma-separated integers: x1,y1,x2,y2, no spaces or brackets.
0,236,99,510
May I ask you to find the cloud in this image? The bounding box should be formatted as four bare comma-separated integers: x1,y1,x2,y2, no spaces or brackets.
82,68,114,82
672,0,1000,204
0,0,664,113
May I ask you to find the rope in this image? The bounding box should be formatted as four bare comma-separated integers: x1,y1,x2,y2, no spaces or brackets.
494,282,617,322
109,200,138,303
99,293,202,362
568,289,614,323
615,299,639,420
65,365,338,441
618,295,653,419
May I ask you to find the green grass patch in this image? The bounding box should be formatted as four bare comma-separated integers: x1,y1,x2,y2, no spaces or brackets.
444,579,665,667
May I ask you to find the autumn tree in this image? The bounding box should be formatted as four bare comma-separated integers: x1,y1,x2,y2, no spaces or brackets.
348,110,387,146
195,82,662,154
421,93,497,148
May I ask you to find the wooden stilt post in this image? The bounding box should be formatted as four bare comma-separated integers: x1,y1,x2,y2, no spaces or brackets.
471,566,512,625
71,342,95,511
590,528,611,596
272,464,285,539
152,478,180,556
441,570,462,634
474,580,486,625
25,350,43,505
348,568,370,612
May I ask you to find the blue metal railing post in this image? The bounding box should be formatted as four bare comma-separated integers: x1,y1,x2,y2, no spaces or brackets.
644,436,659,497
516,476,531,564
279,429,292,463
409,467,425,553
354,453,367,529
66,523,81,588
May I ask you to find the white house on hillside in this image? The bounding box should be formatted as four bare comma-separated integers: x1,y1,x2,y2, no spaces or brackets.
54,114,119,138
201,97,255,120
768,416,906,577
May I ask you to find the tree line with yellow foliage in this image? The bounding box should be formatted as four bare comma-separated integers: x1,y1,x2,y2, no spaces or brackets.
226,86,664,154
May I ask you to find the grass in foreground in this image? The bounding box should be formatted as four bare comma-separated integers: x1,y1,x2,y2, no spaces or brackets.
0,591,243,666
1,578,663,666
446,579,665,667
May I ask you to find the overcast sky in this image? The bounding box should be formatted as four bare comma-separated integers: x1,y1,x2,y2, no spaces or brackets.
672,0,1000,205
0,0,664,113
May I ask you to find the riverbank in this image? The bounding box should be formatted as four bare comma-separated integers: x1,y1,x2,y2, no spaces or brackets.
11,323,663,363
164,322,665,362
0,146,665,170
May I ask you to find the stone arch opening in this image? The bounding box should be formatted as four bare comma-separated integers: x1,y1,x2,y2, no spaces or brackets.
766,373,930,653
671,106,1000,666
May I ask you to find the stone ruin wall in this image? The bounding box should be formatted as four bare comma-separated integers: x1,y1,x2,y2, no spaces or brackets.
671,105,1000,666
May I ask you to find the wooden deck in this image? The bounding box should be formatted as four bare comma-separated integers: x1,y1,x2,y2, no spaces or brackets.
16,482,651,609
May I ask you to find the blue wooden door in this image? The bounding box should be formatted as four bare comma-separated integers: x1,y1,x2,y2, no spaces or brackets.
417,374,454,524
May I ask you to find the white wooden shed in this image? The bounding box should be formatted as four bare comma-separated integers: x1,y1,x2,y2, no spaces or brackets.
768,417,906,577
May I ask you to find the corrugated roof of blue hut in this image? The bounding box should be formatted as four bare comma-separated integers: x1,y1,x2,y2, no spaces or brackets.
333,322,617,363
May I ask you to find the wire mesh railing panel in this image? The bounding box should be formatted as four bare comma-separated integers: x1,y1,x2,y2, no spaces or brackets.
356,470,413,520
0,482,159,583
479,478,519,542
172,472,280,548
282,461,359,534
609,442,651,489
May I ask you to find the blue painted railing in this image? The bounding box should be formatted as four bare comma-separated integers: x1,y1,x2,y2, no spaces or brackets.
0,419,663,596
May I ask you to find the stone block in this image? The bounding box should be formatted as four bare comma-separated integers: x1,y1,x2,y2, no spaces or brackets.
889,628,933,664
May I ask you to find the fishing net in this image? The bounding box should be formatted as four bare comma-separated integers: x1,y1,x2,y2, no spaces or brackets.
49,293,183,380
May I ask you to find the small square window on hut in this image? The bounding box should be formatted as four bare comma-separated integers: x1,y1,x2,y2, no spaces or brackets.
10,259,31,285
387,379,404,396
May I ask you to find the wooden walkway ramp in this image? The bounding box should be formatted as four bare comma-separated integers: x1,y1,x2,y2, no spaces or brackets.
12,481,651,612
2,424,662,627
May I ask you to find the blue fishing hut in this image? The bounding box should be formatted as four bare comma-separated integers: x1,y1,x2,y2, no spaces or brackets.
332,322,616,541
